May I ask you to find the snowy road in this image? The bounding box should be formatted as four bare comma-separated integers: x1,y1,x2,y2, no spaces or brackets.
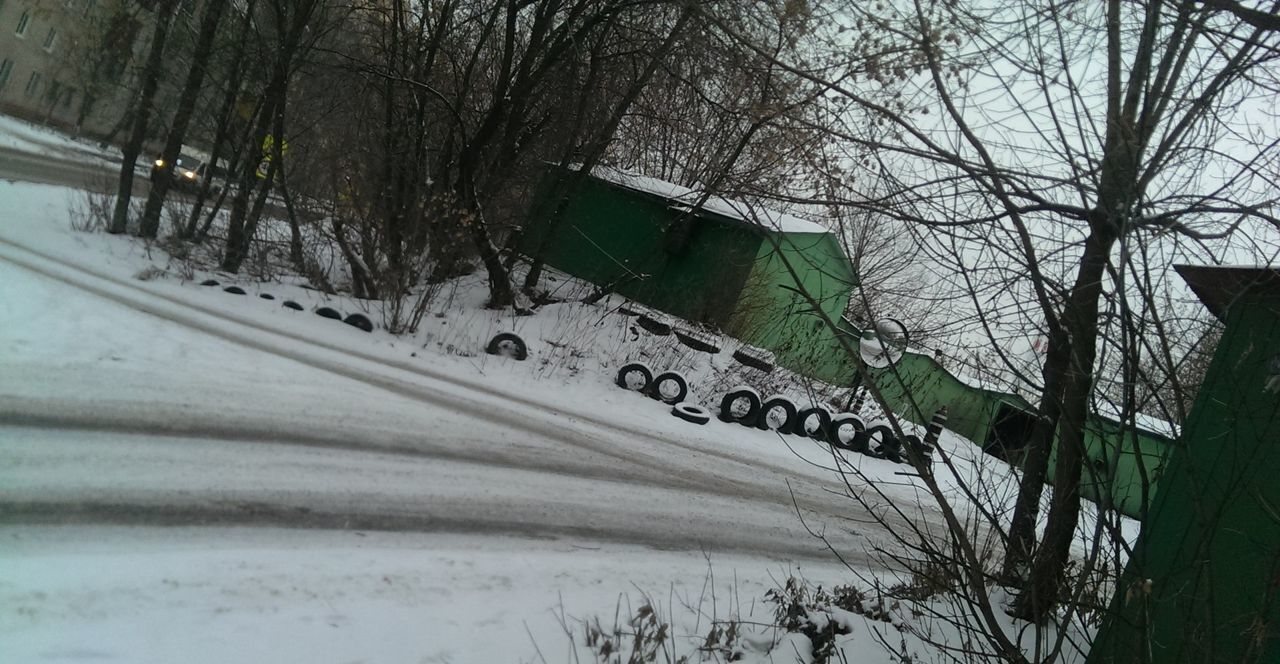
0,145,135,194
0,235,928,564
2,426,859,560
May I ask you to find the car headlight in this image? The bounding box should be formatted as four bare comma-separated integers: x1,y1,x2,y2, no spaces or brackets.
154,158,165,167
182,170,198,180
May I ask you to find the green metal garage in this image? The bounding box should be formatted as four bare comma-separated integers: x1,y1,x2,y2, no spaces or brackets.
1089,264,1280,663
520,166,1176,518
868,347,1178,518
519,166,858,382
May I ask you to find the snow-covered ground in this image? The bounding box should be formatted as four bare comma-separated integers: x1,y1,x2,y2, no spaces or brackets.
2,526,856,663
0,173,1113,662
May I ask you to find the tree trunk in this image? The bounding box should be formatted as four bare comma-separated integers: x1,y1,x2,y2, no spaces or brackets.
259,87,303,270
1013,229,1117,622
1002,332,1071,581
183,7,253,239
472,220,515,309
108,0,177,235
333,217,378,299
281,173,305,270
220,100,275,272
140,0,228,238
239,152,282,266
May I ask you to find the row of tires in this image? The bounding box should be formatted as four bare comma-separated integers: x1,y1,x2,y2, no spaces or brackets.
613,362,716,426
201,278,374,332
615,362,690,404
620,304,776,373
613,363,934,463
718,388,934,465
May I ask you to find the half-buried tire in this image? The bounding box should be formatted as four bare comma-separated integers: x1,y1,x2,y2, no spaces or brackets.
732,346,775,373
315,306,343,320
828,414,867,452
718,387,761,424
636,313,672,336
673,327,721,354
282,300,304,311
259,293,275,300
223,286,247,295
671,404,711,426
868,425,903,462
795,406,833,441
200,279,220,287
485,332,527,360
647,371,689,404
615,362,654,392
902,434,933,465
344,313,375,333
756,396,798,434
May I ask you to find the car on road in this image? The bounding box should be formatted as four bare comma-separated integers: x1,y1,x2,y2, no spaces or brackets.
150,153,211,193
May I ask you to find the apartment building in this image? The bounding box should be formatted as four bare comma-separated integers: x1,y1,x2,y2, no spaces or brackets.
0,0,140,136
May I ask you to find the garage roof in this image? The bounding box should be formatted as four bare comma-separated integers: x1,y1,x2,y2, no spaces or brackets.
590,166,830,235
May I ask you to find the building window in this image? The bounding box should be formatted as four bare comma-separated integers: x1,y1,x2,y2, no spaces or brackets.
45,79,60,104
43,27,56,51
15,10,30,36
24,70,40,98
0,59,13,91
62,86,75,109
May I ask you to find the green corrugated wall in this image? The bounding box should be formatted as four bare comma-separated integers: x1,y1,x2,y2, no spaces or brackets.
727,233,858,383
1047,416,1175,519
866,348,1174,518
868,350,1031,444
1088,281,1280,663
519,177,763,326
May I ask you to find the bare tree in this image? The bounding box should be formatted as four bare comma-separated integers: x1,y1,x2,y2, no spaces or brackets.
108,0,179,235
219,0,334,272
137,0,230,238
696,0,1280,625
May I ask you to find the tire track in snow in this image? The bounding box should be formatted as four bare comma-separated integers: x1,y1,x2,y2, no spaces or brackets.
0,429,873,563
0,500,854,562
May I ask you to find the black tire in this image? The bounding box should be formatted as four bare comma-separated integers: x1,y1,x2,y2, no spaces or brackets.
671,404,711,426
315,306,343,320
200,279,220,287
618,302,644,316
902,434,933,465
865,425,900,461
755,396,798,434
673,327,722,353
223,286,247,295
795,406,833,441
615,362,653,392
732,347,774,373
259,293,275,300
344,313,375,333
647,371,689,404
282,300,304,311
828,414,867,451
636,313,672,336
485,332,527,360
718,388,762,424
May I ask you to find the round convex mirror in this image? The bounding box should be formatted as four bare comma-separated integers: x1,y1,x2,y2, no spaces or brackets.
859,318,909,368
